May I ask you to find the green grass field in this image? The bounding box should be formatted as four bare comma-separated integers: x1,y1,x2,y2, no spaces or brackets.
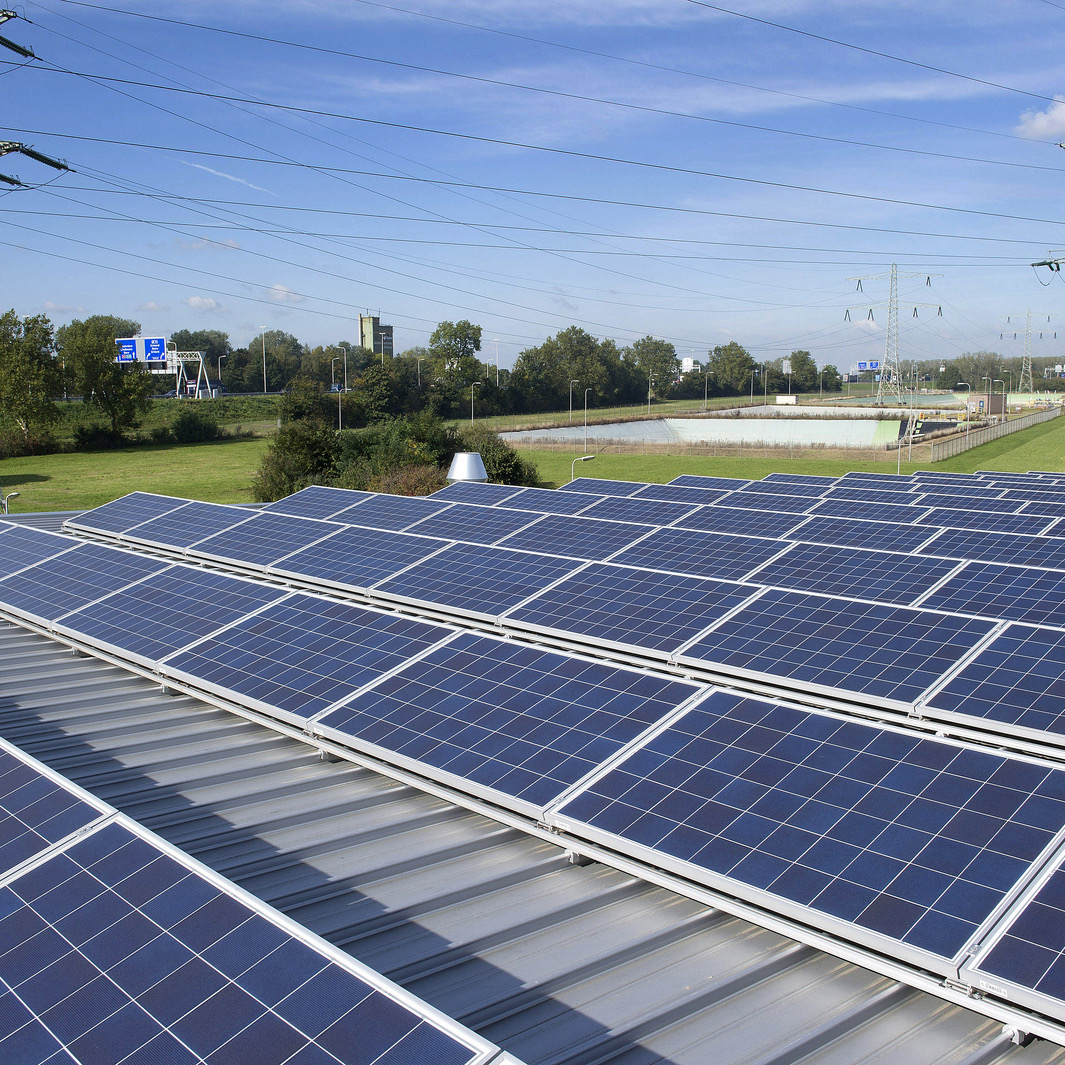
2,409,1062,512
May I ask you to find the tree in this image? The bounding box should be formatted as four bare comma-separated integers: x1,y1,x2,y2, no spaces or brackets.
622,337,679,401
429,320,482,385
0,310,61,444
707,341,757,395
56,315,153,436
788,350,819,394
170,329,232,381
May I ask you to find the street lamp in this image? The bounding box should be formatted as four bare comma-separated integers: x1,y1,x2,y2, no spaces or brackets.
571,453,595,482
217,353,226,395
703,370,712,412
1002,369,1013,421
957,382,971,447
584,387,593,452
339,343,349,390
819,368,824,402
471,380,480,425
261,328,267,394
750,368,758,406
331,356,340,389
331,357,342,432
648,372,656,416
569,379,579,422
1,489,19,515
417,357,425,389
493,338,500,386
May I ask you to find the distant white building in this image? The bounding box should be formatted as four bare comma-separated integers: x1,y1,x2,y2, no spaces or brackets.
681,356,698,374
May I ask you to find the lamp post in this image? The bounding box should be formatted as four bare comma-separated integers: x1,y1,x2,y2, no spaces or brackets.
981,375,992,421
339,343,349,390
584,387,593,453
571,453,595,482
217,353,226,393
261,329,267,394
0,489,19,515
1002,369,1013,421
703,371,711,412
331,357,342,431
569,380,579,422
493,338,500,386
957,382,971,447
819,368,824,402
647,372,657,416
417,357,425,389
471,380,480,426
331,356,340,390
750,368,758,406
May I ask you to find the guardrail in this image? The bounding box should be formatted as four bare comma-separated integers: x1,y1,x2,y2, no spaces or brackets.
928,407,1060,462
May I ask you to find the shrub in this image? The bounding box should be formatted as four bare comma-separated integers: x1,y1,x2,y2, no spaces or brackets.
251,420,340,502
370,463,448,496
73,424,128,450
0,428,61,459
149,426,173,445
171,407,222,444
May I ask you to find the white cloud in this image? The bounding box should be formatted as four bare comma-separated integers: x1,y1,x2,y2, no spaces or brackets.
184,295,223,311
41,301,86,314
266,283,305,303
137,301,171,312
1015,97,1065,140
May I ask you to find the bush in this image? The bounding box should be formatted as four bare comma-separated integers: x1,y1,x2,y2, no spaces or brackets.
0,428,61,459
370,463,448,496
149,426,173,445
171,407,223,444
251,420,340,502
73,424,128,450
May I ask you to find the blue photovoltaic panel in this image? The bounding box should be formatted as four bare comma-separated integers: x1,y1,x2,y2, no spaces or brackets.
65,492,185,536
0,746,103,874
404,502,541,545
492,486,605,515
190,511,341,568
837,472,914,488
924,626,1065,741
679,589,995,707
716,490,817,514
374,542,579,617
922,564,1065,627
124,500,255,550
508,562,755,654
912,491,1020,513
260,485,374,520
340,493,454,531
270,524,450,590
554,689,1065,968
921,528,1065,570
672,505,805,539
162,594,452,722
807,498,931,524
429,481,524,506
575,495,700,526
611,527,786,582
999,488,1065,506
787,515,939,554
631,483,729,505
740,480,829,498
751,542,959,606
0,820,487,1065
0,542,170,625
762,473,840,487
822,486,923,505
317,631,702,811
558,477,646,497
1018,500,1065,519
0,526,76,579
497,513,655,561
56,566,289,664
670,475,752,491
916,507,1053,537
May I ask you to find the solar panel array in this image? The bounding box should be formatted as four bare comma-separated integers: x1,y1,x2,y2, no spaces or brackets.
23,463,1065,1037
0,739,498,1065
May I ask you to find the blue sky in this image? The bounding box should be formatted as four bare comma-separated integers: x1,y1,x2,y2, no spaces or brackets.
4,0,1065,372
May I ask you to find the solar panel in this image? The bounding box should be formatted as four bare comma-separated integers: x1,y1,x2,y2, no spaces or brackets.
269,524,452,592
338,493,452,531
429,481,524,506
999,488,1065,506
922,626,1065,744
0,542,171,627
611,528,788,581
631,483,729,505
64,492,186,536
822,486,923,505
54,566,290,667
715,490,817,514
492,485,605,515
506,562,757,656
123,500,256,551
315,631,703,815
497,513,655,561
373,542,580,619
833,476,917,494
574,495,700,526
189,511,342,568
0,818,493,1065
786,515,939,554
911,491,1020,513
0,741,108,875
762,473,840,487
920,529,1065,571
677,589,996,709
260,485,375,520
161,594,453,725
670,475,753,491
404,502,542,545
915,507,1054,537
1018,500,1065,519
750,542,960,606
807,498,932,524
0,526,77,580
552,688,1065,973
740,480,829,498
558,477,646,497
672,505,806,539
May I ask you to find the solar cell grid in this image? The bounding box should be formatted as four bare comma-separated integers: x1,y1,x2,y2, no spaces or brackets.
912,492,1020,513
822,486,924,505
740,480,830,498
338,493,451,531
920,528,1065,571
999,489,1065,506
808,498,932,524
0,526,76,580
55,566,289,666
670,475,752,491
678,589,996,708
506,562,756,655
838,472,914,487
191,511,342,568
270,524,451,591
429,481,523,506
915,508,1053,537
404,502,542,545
575,495,700,526
631,483,729,505
316,631,703,813
611,527,786,581
923,626,1065,742
260,485,374,520
65,492,186,536
762,473,840,487
750,542,959,606
0,542,170,625
374,542,579,618
493,485,605,515
672,505,805,539
0,820,488,1065
161,594,453,723
123,500,256,550
553,689,1065,968
919,563,1065,628
497,512,655,561
1017,500,1065,520
558,477,645,497
715,490,817,514
786,515,938,554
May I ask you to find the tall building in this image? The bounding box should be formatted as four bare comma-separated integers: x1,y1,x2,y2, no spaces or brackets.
360,314,394,358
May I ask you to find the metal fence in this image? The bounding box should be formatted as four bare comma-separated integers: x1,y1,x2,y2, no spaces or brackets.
928,407,1060,462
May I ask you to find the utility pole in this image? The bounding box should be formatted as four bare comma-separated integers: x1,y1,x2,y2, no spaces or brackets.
0,140,71,188
1001,310,1052,396
846,265,941,405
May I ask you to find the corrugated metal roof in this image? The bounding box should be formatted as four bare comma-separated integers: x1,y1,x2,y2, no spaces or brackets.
1,620,1062,1065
